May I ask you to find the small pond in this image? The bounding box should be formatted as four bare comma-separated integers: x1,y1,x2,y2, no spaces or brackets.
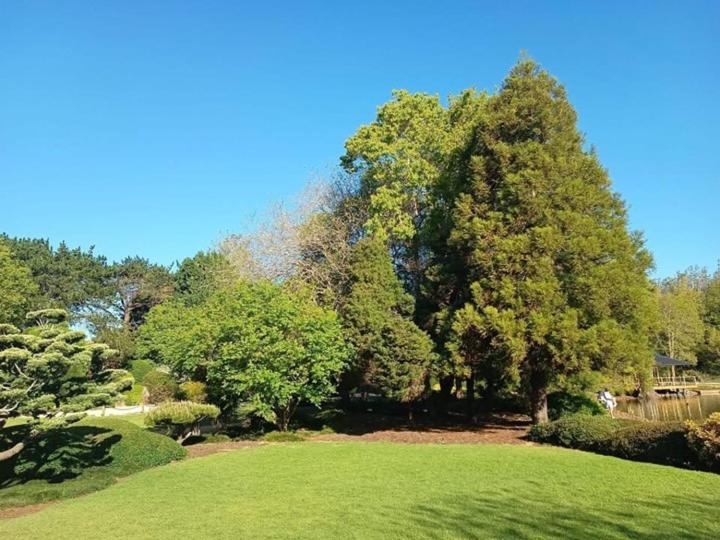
617,394,720,422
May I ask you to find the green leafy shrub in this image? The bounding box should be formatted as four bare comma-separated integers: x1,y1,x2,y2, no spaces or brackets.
604,422,692,467
686,413,720,472
261,431,305,442
123,383,145,406
547,391,606,421
529,414,694,469
529,414,618,448
143,370,179,403
129,359,157,383
179,380,207,403
146,401,220,443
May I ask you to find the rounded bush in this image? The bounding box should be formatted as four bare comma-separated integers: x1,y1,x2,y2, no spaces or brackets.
129,359,157,383
179,380,207,403
143,370,179,404
547,391,606,421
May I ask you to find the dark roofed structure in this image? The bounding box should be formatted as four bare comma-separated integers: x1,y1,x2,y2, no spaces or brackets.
654,353,692,368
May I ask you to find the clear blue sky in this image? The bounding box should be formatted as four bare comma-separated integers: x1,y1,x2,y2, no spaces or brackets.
2,1,718,278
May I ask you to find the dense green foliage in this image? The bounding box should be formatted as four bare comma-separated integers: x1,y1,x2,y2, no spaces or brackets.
339,238,436,409
1,443,718,539
0,309,132,462
340,60,657,422
0,416,185,509
139,282,351,430
685,412,720,472
129,359,157,383
0,243,40,327
0,236,110,318
179,380,207,402
528,414,697,469
142,370,179,404
145,401,220,443
546,391,606,421
173,251,234,306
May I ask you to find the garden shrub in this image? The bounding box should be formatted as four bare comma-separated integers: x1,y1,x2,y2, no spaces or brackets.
143,370,179,403
179,380,207,403
1,417,185,499
528,414,617,448
529,414,695,469
129,359,157,383
262,431,305,442
146,401,220,443
685,413,720,472
547,391,606,421
605,422,692,467
123,383,144,405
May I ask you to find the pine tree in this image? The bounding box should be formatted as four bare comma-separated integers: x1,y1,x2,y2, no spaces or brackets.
0,309,132,461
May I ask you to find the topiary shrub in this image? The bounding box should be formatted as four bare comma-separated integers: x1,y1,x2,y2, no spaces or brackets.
547,391,606,421
0,416,185,508
143,370,179,404
528,414,618,449
261,431,305,442
686,413,720,472
129,359,157,383
145,401,220,444
179,380,207,403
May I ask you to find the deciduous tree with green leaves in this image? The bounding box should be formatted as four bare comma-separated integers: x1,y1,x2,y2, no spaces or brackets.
0,309,132,461
656,274,704,363
139,282,350,430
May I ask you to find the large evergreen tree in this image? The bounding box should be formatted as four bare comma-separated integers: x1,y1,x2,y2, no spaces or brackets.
0,242,40,327
435,60,656,422
339,238,436,414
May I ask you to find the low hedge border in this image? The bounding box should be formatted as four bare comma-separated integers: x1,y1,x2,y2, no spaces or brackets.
528,414,699,470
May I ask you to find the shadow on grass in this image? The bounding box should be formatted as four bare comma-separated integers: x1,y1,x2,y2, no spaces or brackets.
378,486,718,538
295,400,530,437
0,424,119,487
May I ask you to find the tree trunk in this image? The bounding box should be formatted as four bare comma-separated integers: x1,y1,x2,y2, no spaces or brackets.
0,441,25,462
435,376,454,417
466,373,475,421
529,370,549,424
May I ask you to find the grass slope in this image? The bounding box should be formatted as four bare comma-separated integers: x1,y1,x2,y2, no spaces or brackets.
2,442,718,539
0,417,185,509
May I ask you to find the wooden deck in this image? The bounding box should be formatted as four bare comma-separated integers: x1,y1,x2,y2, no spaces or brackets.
653,376,720,394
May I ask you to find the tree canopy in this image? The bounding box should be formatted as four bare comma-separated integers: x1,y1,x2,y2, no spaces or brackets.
139,281,351,430
0,309,132,461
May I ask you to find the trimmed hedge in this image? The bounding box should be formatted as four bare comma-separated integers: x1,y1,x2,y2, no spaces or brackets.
0,417,185,508
529,414,695,469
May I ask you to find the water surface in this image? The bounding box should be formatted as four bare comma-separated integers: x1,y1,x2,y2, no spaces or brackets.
617,394,720,422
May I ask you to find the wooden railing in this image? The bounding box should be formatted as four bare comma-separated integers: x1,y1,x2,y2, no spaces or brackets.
653,375,700,388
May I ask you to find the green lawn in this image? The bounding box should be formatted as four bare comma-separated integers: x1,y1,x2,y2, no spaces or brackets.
1,442,718,539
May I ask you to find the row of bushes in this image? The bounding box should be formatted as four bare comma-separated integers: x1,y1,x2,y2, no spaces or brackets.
529,413,720,472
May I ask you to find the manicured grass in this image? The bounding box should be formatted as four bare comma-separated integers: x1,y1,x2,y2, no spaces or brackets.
0,417,185,509
1,442,718,539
